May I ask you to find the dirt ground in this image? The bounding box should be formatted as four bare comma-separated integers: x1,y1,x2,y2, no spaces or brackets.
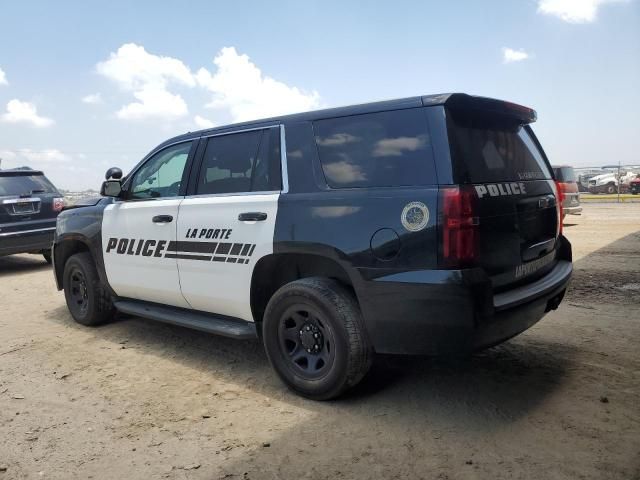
1,204,639,480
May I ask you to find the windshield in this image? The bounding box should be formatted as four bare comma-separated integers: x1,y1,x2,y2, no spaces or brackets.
447,112,552,184
0,174,59,196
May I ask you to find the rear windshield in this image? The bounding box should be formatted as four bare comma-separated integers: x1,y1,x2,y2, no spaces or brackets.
0,174,59,196
553,167,576,182
314,108,436,188
447,112,552,184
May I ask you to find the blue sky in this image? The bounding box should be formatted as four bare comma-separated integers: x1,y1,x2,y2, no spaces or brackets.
0,0,638,190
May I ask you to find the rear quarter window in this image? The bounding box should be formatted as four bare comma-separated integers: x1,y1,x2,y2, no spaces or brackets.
313,108,436,188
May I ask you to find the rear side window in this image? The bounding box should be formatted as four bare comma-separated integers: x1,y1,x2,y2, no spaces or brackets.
314,109,436,188
196,128,281,195
447,112,552,183
0,174,58,196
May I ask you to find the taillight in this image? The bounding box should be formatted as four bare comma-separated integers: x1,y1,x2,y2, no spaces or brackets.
53,197,65,212
440,186,478,268
554,181,564,235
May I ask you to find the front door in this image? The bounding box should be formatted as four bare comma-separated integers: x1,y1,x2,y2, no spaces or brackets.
102,141,195,307
177,127,282,321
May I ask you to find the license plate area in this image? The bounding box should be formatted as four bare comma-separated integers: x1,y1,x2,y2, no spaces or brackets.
2,198,41,215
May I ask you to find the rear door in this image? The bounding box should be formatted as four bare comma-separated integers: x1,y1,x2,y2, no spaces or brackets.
446,109,560,290
176,127,282,321
102,141,195,307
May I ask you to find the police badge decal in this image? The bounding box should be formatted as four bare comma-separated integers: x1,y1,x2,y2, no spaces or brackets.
401,201,429,232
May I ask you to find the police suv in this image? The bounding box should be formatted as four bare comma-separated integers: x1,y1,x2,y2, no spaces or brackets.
53,94,572,400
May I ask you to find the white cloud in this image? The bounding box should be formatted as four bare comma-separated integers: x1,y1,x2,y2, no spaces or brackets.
194,115,215,129
0,149,72,168
1,99,54,127
537,0,626,23
82,93,103,104
502,47,530,63
196,47,320,122
97,43,195,120
0,67,7,86
116,86,188,120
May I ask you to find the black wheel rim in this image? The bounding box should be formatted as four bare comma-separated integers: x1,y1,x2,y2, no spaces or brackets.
69,267,89,316
278,304,336,380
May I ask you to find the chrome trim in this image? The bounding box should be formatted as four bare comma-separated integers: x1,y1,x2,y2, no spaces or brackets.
183,191,280,200
280,124,289,193
2,197,41,204
0,226,56,237
200,124,281,139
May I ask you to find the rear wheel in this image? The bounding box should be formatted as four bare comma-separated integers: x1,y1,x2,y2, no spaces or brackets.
263,277,372,400
606,183,616,194
63,252,114,326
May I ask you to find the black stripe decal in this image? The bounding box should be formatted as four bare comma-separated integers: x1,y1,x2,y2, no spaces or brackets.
173,241,219,254
241,244,251,256
216,243,232,255
212,256,226,262
230,243,243,255
227,257,237,263
165,253,212,261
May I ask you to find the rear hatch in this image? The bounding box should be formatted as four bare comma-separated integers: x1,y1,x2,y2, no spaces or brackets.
0,170,63,234
444,105,560,291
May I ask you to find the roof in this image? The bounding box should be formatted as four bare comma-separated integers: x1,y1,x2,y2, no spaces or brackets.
155,92,537,153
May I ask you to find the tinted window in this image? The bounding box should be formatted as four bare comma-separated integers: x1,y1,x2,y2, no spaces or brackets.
553,167,576,182
196,129,280,195
314,109,436,188
447,114,552,183
0,173,58,196
130,142,191,199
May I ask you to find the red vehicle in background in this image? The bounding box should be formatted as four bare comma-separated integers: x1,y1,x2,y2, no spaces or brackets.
630,175,640,195
553,166,582,216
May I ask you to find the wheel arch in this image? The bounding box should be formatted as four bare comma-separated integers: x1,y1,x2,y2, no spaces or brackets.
53,236,94,290
250,252,357,326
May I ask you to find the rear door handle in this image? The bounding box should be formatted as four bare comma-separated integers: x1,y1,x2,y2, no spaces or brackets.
152,215,173,223
238,212,267,222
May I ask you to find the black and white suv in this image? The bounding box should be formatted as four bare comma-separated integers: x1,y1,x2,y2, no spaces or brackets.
53,93,572,400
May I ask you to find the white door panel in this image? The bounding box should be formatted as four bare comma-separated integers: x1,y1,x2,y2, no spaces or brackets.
102,199,189,308
176,193,279,321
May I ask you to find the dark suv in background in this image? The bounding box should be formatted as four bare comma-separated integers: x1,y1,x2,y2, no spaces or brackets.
0,168,64,263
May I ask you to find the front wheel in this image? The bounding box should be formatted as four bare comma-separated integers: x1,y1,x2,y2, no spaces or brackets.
606,184,616,194
263,277,372,400
63,252,115,326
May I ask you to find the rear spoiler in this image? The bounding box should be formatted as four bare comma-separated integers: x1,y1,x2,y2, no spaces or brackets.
0,170,45,176
422,93,537,124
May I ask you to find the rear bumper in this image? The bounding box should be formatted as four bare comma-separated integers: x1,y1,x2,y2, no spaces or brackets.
356,239,572,355
563,205,582,215
0,227,55,256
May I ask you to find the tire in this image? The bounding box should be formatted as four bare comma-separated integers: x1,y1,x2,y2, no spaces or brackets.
606,184,616,194
42,251,52,264
63,252,115,326
262,277,372,400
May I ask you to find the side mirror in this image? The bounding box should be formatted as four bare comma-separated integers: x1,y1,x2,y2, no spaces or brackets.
101,180,122,198
105,167,123,180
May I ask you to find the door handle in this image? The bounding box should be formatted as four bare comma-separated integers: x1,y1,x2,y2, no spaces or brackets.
238,212,267,222
152,215,173,223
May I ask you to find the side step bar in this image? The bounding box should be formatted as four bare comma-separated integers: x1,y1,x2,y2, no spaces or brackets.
114,299,258,340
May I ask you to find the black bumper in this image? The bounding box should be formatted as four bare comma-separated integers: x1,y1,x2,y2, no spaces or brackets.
356,245,572,355
0,228,55,256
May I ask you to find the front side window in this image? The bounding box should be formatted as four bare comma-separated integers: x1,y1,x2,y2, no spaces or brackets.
129,142,192,199
196,128,280,195
314,109,436,188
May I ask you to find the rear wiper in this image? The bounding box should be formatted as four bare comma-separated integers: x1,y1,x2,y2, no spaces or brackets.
30,189,45,194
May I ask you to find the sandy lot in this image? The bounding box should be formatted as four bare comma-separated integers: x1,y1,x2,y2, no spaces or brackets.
1,204,639,480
